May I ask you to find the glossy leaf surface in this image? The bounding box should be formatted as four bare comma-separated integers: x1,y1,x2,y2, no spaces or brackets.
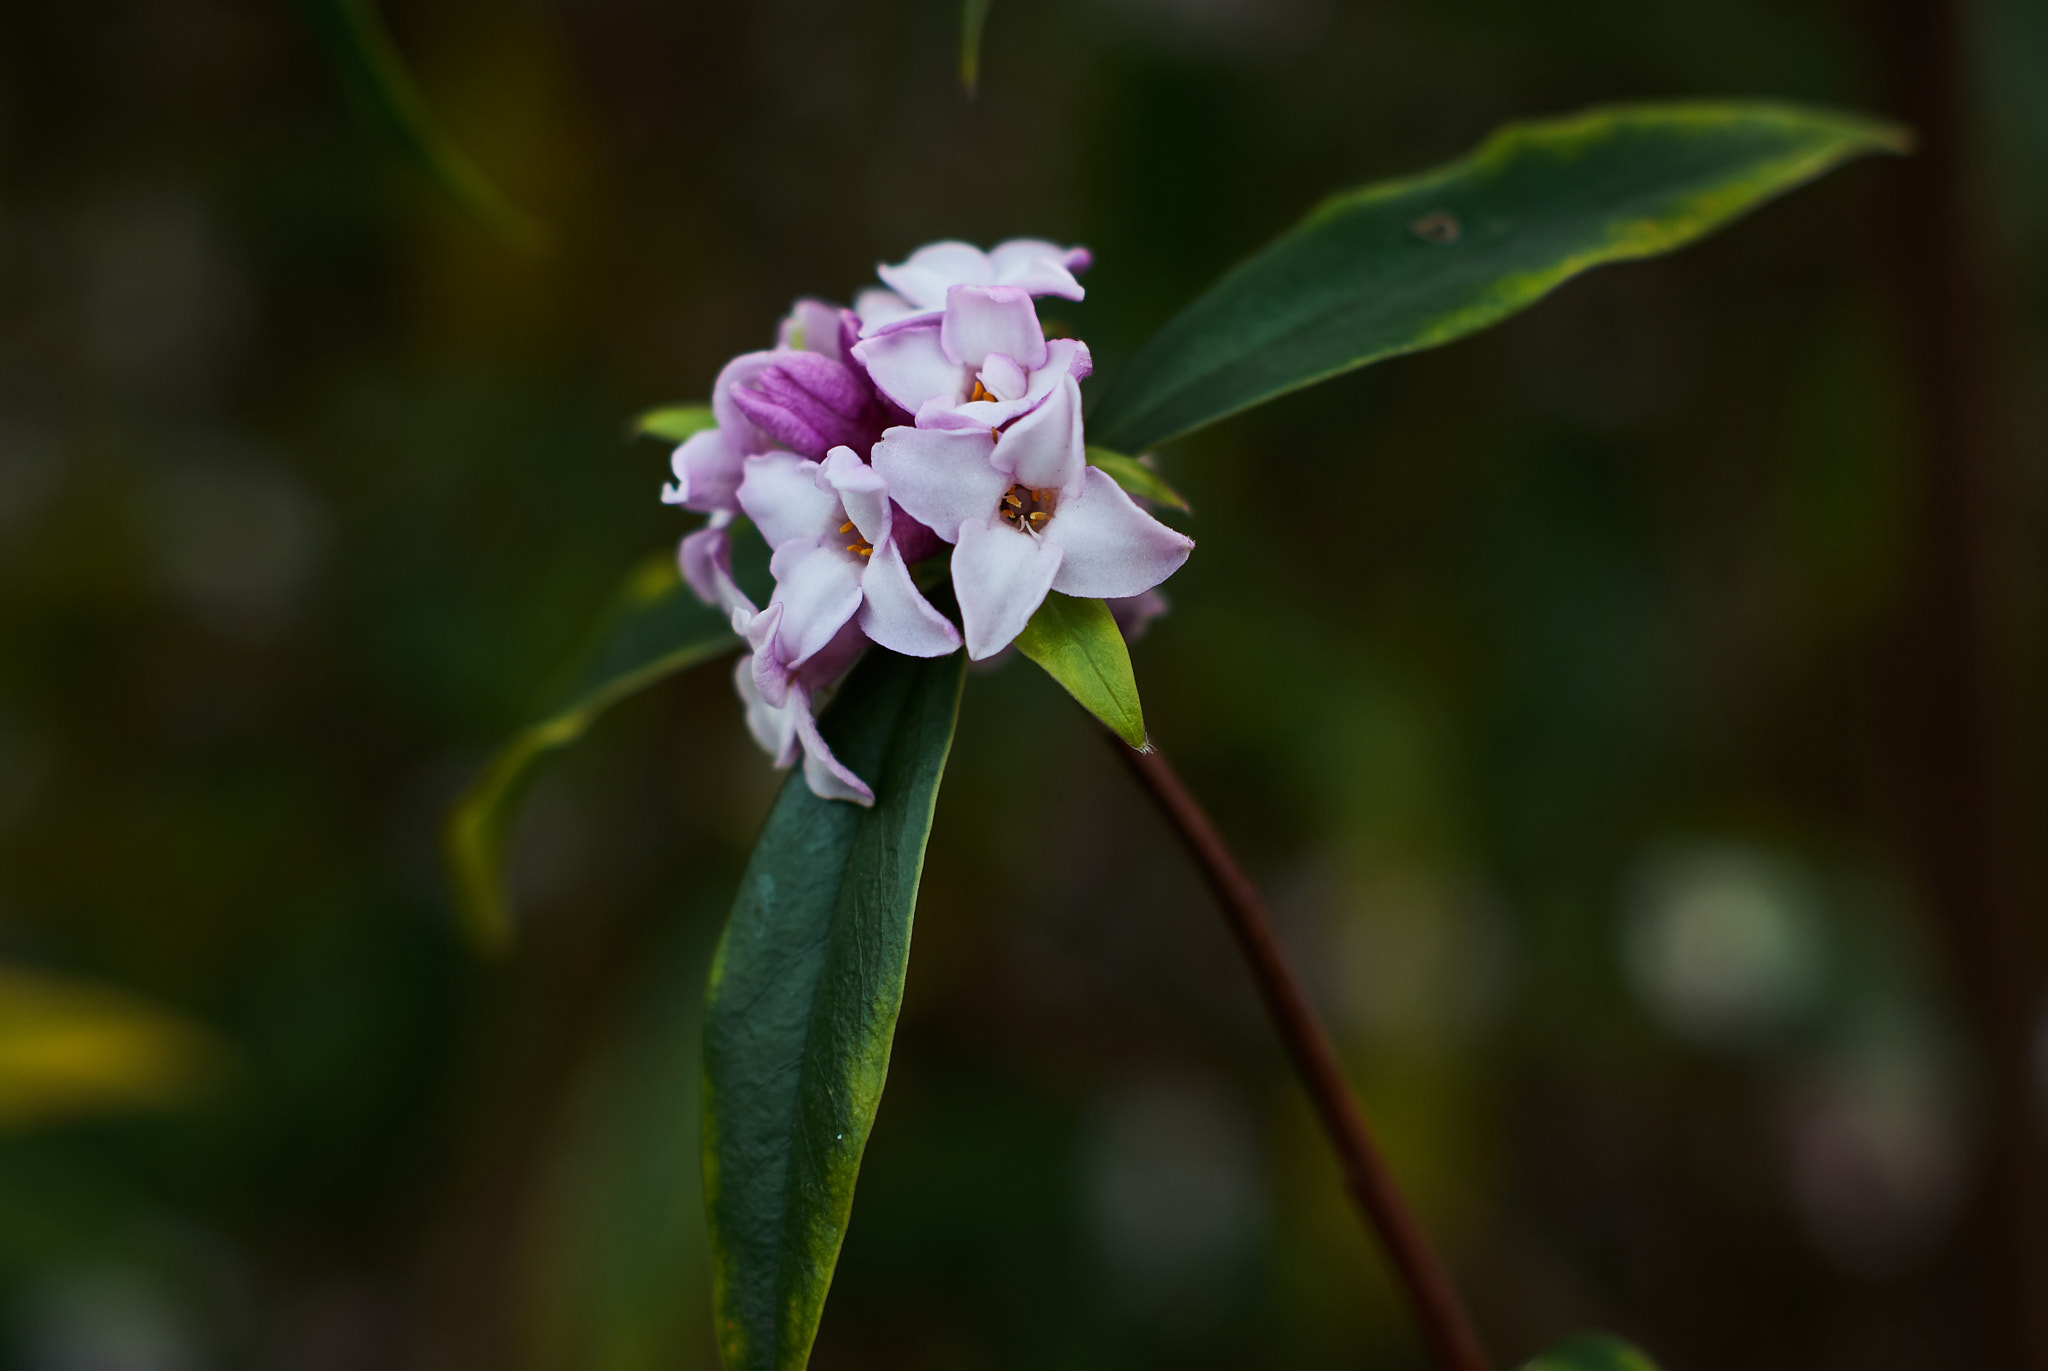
291,0,544,250
632,403,718,444
1089,102,1907,452
1086,446,1191,513
702,648,965,1371
445,555,738,951
1014,592,1146,747
1520,1333,1663,1371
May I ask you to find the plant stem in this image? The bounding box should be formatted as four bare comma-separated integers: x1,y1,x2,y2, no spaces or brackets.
1110,737,1492,1371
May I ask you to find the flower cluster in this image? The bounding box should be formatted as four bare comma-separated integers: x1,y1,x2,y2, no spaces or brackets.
663,240,1193,804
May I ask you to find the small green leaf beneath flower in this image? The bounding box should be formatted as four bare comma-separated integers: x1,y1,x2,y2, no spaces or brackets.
1014,593,1146,748
1519,1333,1663,1371
632,403,718,444
1086,447,1191,513
444,553,738,953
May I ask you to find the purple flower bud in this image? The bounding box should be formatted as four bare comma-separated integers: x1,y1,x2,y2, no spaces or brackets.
728,351,881,459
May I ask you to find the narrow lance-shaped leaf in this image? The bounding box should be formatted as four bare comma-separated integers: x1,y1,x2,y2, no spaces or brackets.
1518,1333,1663,1371
1089,101,1908,453
1014,592,1147,747
289,0,545,251
703,648,966,1371
444,554,739,952
1086,446,1191,513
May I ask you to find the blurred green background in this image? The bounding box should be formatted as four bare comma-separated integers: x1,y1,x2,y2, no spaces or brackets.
1,0,2044,1367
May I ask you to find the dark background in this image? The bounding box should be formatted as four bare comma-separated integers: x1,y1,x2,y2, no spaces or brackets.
0,0,2043,1367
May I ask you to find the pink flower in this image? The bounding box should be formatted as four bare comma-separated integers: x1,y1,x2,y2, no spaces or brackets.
872,425,1192,660
731,617,875,806
852,286,1092,438
854,238,1090,334
737,447,960,697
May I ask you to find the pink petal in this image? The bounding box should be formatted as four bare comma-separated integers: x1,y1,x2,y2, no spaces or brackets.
820,447,891,547
1044,467,1194,600
851,322,968,415
855,287,919,335
777,298,853,363
792,686,875,806
858,539,961,657
678,516,756,617
664,426,745,513
870,426,1008,545
737,452,839,548
733,654,800,768
709,351,781,456
986,239,1089,299
939,286,1048,371
953,517,1063,660
766,540,866,667
989,373,1084,492
878,241,994,308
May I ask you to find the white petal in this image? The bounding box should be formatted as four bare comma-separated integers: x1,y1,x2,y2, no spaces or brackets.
664,427,745,512
733,654,800,768
877,241,994,308
792,686,875,806
938,286,1047,371
855,287,920,334
820,447,891,547
737,452,838,548
953,518,1063,660
766,540,866,667
990,374,1084,491
1044,467,1194,600
851,322,969,415
870,426,1009,545
858,539,961,657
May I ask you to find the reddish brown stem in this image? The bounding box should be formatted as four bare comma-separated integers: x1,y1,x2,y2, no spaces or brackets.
1111,738,1492,1371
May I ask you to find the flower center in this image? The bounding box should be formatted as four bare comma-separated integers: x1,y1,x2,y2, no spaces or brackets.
838,520,874,558
999,485,1057,534
968,378,995,403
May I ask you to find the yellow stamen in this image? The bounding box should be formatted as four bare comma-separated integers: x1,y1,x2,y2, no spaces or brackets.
839,521,855,534
969,379,994,403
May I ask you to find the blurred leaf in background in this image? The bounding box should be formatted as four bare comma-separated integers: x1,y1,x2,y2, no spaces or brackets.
0,968,221,1130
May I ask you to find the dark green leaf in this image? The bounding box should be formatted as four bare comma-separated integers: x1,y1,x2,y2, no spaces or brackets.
631,404,718,444
1086,446,1191,513
1089,102,1908,453
1013,593,1146,747
960,0,994,94
1519,1333,1663,1371
702,648,966,1371
290,0,545,251
444,554,738,952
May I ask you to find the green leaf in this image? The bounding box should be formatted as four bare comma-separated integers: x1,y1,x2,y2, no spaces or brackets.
1089,101,1908,453
1086,446,1191,513
702,647,966,1371
444,554,739,952
960,0,994,94
1013,592,1146,747
1519,1333,1663,1371
630,403,718,444
290,0,545,252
